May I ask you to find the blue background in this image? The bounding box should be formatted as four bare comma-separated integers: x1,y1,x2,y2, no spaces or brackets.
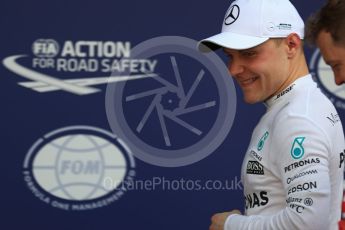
1,0,336,229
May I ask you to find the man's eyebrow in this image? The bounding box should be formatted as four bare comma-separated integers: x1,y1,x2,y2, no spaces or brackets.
239,48,255,53
223,48,231,53
222,49,233,57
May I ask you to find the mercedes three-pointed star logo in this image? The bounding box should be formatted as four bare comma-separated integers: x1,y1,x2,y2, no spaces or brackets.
224,5,240,25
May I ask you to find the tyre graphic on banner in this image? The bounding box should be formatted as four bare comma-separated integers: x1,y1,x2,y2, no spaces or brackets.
106,36,237,167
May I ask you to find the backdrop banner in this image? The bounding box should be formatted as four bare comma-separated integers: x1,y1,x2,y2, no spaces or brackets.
1,0,341,229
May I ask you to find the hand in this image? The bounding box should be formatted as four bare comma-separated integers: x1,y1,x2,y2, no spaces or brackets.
209,210,242,230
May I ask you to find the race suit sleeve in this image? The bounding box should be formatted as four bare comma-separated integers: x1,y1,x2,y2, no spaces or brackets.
225,114,333,230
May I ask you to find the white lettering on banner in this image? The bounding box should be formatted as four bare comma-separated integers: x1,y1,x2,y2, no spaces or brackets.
32,39,60,58
32,58,55,68
56,58,99,72
101,59,157,73
3,39,159,95
33,58,158,73
61,41,131,58
23,171,51,204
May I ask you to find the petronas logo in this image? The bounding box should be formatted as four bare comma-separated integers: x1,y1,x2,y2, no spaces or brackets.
291,137,305,159
257,131,269,151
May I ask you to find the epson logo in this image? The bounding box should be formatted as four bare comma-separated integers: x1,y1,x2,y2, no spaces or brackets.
246,161,264,175
284,157,320,173
276,84,295,100
287,181,317,195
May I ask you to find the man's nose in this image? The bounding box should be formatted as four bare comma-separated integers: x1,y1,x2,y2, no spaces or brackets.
334,74,345,85
228,59,244,77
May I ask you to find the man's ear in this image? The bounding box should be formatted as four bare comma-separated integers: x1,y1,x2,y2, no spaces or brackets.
285,33,302,58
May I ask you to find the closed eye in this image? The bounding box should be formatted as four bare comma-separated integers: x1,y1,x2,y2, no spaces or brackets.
331,64,341,71
240,51,257,57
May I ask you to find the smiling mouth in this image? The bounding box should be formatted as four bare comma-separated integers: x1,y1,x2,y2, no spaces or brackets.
239,77,259,87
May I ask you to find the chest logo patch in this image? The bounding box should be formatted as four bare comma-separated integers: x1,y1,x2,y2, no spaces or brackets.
257,131,269,151
291,137,305,159
246,161,264,175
